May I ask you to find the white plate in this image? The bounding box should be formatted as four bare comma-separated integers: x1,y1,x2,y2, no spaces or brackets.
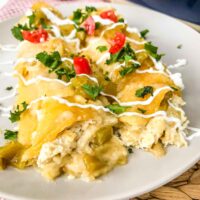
0,2,200,200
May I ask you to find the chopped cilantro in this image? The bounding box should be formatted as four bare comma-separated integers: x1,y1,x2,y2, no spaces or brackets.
106,43,136,65
55,67,76,81
85,6,97,13
118,18,124,23
135,86,154,98
137,108,146,114
96,45,108,52
82,84,102,100
119,63,140,77
144,42,164,61
106,104,130,114
36,51,62,71
9,102,28,123
4,130,18,140
40,18,51,30
5,86,13,91
140,29,149,39
95,22,101,29
177,44,182,49
27,12,35,27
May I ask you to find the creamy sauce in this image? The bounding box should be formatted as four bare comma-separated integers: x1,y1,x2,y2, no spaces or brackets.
0,44,18,52
42,8,77,26
92,15,114,25
126,37,146,45
126,27,140,35
168,59,187,69
96,52,110,65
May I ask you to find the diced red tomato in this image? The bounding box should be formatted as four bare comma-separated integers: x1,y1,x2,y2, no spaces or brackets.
22,29,48,43
73,57,92,75
100,10,118,23
82,16,95,36
109,32,126,54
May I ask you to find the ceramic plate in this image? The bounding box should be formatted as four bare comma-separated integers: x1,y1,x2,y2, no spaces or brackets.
0,2,200,200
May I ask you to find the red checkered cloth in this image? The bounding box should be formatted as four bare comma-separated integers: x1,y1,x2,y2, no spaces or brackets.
0,0,108,22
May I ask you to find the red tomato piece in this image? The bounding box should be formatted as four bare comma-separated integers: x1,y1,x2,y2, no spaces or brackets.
109,32,126,54
100,10,118,23
73,57,92,75
22,29,48,43
82,16,95,36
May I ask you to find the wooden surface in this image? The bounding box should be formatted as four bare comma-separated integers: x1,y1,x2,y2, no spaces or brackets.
110,1,200,199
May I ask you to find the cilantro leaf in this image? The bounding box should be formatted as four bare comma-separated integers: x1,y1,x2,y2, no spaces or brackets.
118,18,124,23
119,63,140,77
106,43,136,65
72,8,88,25
11,24,30,41
144,42,164,61
170,86,178,91
140,29,149,39
137,108,146,114
95,22,101,29
5,86,13,91
55,67,76,81
135,86,154,98
36,51,62,71
85,6,97,13
106,104,130,114
96,46,108,52
9,101,28,123
28,12,36,27
82,84,102,100
4,130,18,140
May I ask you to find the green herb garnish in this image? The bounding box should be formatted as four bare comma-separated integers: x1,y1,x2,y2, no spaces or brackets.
96,45,108,52
144,42,164,61
9,102,28,123
135,86,154,98
85,6,97,13
137,108,146,114
106,104,130,114
140,29,149,39
95,22,101,29
82,84,102,100
5,86,13,91
170,86,178,91
119,63,140,77
11,24,29,41
36,51,62,71
4,130,18,140
106,43,136,65
118,18,125,23
27,12,36,27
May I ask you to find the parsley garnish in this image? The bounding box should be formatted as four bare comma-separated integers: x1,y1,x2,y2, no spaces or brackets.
5,86,13,91
119,63,140,77
137,108,146,114
135,86,154,98
106,104,130,114
144,42,164,61
40,18,51,30
96,46,108,52
4,130,18,140
85,6,97,13
82,84,102,100
106,43,136,65
118,18,124,23
140,29,149,39
9,102,28,123
55,67,76,81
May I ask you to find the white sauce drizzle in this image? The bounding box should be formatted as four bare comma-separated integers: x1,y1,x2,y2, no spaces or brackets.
0,44,18,52
92,15,114,25
96,52,110,65
126,37,146,45
41,8,77,27
168,59,187,69
126,27,141,36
